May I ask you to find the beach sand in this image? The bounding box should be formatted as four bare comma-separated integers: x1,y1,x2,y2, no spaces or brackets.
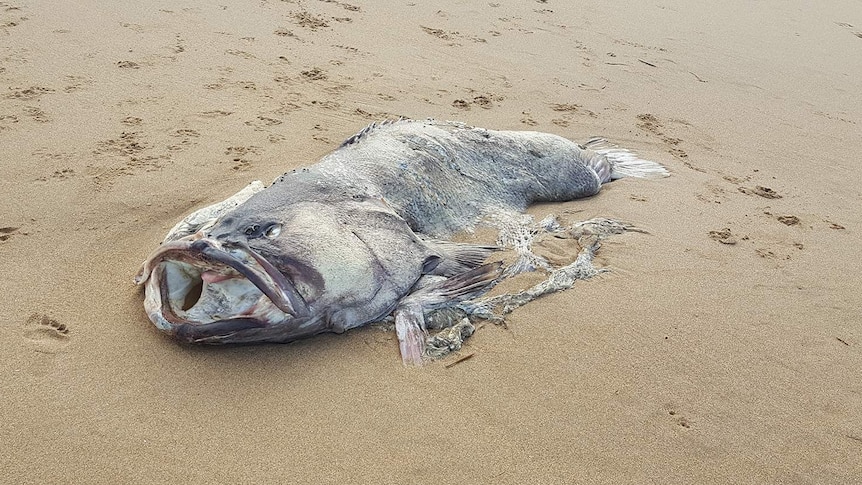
2,1,861,483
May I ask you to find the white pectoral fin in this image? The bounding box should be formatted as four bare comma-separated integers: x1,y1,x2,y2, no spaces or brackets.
419,238,499,276
394,262,503,366
395,305,428,366
405,262,503,308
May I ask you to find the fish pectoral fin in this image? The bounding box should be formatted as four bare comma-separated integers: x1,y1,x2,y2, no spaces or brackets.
395,263,502,366
403,262,503,309
420,238,499,277
394,305,428,367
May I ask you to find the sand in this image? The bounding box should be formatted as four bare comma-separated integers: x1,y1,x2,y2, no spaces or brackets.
2,0,861,483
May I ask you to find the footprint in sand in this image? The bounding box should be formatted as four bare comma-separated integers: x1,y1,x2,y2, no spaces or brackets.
24,313,70,352
738,185,782,199
520,112,538,126
550,102,596,119
667,409,693,429
4,86,55,100
34,168,75,182
636,113,700,171
199,110,233,118
776,215,800,226
0,226,20,242
300,67,327,81
121,116,142,126
22,313,70,377
708,228,738,245
836,22,862,39
292,11,330,31
452,93,504,111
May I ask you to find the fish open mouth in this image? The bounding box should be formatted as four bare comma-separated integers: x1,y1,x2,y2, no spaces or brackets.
135,235,309,343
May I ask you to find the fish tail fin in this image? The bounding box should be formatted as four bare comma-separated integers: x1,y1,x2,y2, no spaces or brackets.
583,137,669,181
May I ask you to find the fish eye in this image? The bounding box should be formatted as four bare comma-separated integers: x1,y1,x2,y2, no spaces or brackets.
244,224,259,236
264,223,282,239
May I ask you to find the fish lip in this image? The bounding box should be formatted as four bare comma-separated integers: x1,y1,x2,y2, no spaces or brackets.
136,235,309,340
173,318,269,342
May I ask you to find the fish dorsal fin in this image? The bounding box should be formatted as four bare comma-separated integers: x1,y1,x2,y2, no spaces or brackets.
338,118,407,148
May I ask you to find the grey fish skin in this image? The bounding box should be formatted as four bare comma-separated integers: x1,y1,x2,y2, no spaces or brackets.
137,119,667,365
234,119,608,239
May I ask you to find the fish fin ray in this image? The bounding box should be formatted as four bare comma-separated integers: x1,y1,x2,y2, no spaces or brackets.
394,306,427,366
395,262,500,365
403,262,502,309
338,118,409,148
583,137,669,180
420,238,498,276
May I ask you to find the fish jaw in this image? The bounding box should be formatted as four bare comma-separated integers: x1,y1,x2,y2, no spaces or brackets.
135,235,318,343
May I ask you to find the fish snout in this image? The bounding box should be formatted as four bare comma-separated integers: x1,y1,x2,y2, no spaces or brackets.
137,235,313,343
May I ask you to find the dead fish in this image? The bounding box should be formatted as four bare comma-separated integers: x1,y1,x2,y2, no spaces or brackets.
135,119,667,365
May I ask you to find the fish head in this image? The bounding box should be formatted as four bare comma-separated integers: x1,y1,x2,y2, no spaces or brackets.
135,198,435,344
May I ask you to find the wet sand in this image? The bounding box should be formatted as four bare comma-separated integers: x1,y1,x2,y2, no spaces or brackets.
2,1,861,483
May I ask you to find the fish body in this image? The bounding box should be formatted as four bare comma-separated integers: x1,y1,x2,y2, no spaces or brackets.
136,119,667,364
